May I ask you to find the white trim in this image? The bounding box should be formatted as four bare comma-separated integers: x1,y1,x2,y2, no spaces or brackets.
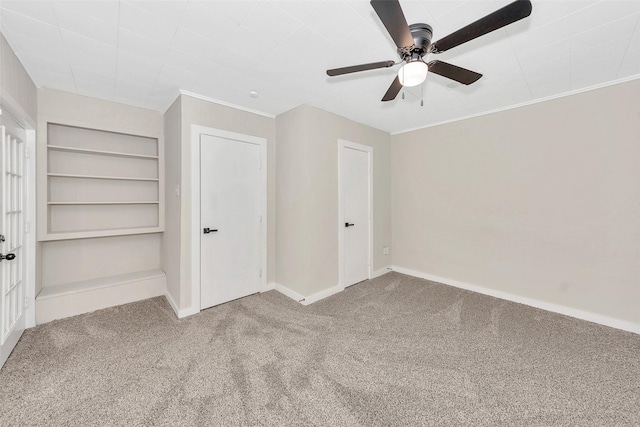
261,282,275,293
274,283,344,306
338,139,373,289
164,291,199,319
391,73,640,135
190,125,268,316
371,267,392,279
164,290,179,316
179,90,276,119
274,283,306,303
300,283,344,306
24,128,36,328
391,266,640,335
0,89,36,130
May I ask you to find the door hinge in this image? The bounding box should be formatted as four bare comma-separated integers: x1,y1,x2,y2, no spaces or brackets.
25,148,30,159
25,221,30,234
259,214,262,223
259,268,262,278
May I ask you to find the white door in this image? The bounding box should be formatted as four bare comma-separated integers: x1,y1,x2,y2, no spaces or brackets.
340,141,372,287
200,135,263,309
0,114,27,368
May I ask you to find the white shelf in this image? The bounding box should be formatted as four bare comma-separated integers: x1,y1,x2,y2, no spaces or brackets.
37,268,165,300
47,144,158,159
39,226,163,241
41,123,164,241
47,173,159,182
48,201,159,205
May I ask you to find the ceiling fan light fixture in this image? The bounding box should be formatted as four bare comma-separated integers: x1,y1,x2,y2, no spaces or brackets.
398,60,428,87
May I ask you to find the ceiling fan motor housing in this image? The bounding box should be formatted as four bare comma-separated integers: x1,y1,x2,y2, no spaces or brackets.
401,23,433,60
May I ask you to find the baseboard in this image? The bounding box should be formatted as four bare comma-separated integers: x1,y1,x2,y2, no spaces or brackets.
166,283,275,319
274,283,344,306
300,283,344,306
36,270,166,324
164,291,200,319
274,283,306,303
274,270,391,306
261,282,275,292
371,267,392,279
391,266,640,335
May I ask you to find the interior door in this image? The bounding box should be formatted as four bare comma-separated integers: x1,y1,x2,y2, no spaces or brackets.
341,144,371,287
0,114,27,368
200,134,262,309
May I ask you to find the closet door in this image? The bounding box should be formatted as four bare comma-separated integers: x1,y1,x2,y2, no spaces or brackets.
200,135,263,309
339,141,372,288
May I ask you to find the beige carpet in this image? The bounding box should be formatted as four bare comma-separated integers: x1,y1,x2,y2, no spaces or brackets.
1,272,639,426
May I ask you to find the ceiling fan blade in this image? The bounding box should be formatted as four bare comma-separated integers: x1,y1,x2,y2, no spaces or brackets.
327,60,396,77
382,76,403,102
428,61,482,85
431,0,532,53
370,0,414,48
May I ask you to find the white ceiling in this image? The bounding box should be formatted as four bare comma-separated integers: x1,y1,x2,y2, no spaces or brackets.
1,0,639,133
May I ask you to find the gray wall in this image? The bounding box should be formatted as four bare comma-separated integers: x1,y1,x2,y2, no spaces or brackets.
276,105,392,297
162,97,181,307
275,106,310,293
391,79,640,325
0,33,36,126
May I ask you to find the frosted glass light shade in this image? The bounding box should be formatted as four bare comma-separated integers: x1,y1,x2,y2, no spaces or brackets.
398,61,428,87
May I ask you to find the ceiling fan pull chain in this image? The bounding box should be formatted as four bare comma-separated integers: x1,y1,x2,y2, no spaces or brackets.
421,81,424,107
402,67,406,99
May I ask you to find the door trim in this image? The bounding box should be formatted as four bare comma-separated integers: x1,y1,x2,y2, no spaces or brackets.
0,107,36,331
190,125,267,314
338,139,373,289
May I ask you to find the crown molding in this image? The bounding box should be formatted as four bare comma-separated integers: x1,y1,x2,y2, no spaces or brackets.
392,73,640,135
176,90,276,118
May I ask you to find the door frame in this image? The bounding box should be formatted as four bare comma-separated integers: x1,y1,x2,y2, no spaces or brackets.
190,125,267,314
0,106,36,332
338,139,373,288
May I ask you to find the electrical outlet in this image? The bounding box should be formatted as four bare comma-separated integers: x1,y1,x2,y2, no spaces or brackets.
383,246,390,255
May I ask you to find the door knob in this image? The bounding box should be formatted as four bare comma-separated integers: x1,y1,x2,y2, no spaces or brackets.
0,253,16,262
203,228,218,234
345,222,354,227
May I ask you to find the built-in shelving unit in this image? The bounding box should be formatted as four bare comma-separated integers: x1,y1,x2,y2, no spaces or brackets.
39,123,165,241
34,94,167,325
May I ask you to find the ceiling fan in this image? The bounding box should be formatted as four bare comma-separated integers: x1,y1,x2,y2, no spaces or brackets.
326,0,532,102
